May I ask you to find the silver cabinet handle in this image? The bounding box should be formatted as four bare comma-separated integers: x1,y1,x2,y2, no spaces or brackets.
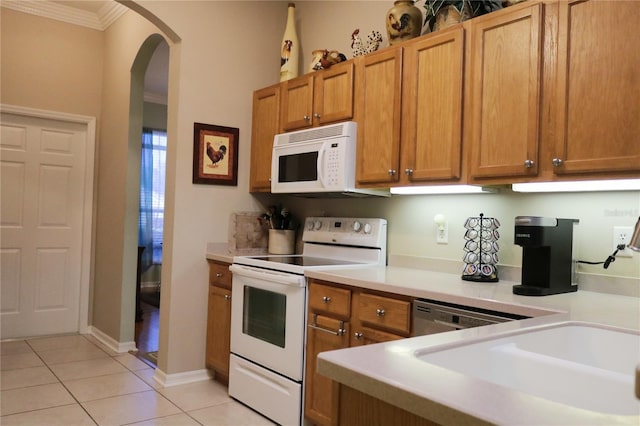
552,158,564,167
224,294,231,301
215,272,223,277
313,113,321,119
308,323,346,336
309,315,345,336
524,159,534,168
404,168,413,176
354,332,363,340
388,169,397,176
322,296,331,304
376,308,385,317
303,115,310,121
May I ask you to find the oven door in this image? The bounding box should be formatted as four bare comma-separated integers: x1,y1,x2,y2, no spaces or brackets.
229,264,307,381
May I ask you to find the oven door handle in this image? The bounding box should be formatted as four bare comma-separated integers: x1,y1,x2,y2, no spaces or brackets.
229,264,306,287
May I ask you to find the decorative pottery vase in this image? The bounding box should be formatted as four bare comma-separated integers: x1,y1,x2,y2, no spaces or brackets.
386,0,422,46
425,3,473,34
280,3,299,81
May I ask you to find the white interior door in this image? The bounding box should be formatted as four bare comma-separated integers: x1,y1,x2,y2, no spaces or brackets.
1,110,91,339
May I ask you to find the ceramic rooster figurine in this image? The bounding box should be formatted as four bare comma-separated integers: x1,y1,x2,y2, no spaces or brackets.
351,29,383,57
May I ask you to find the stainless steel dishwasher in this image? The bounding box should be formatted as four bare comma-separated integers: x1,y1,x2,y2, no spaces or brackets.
413,298,528,335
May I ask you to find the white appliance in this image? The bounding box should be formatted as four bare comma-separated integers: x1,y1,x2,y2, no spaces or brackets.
228,217,387,426
270,121,389,197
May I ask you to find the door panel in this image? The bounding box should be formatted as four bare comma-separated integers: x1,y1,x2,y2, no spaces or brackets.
1,112,87,338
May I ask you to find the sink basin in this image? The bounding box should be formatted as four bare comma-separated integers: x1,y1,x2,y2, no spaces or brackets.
415,322,640,415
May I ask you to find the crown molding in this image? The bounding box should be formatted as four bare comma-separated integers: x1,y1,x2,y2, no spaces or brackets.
1,0,127,31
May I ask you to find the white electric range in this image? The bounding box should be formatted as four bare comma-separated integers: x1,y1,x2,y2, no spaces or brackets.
228,217,387,425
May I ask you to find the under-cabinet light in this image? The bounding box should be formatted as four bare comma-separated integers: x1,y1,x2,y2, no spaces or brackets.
390,185,497,195
511,179,640,193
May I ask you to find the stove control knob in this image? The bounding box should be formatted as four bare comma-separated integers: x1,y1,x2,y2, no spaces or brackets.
352,221,362,232
313,220,322,231
306,221,314,231
363,223,373,234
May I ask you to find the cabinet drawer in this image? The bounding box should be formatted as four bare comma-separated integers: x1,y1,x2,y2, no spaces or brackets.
209,261,231,288
308,282,351,318
358,293,411,335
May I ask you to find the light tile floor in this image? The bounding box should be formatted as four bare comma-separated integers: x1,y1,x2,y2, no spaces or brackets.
0,334,275,425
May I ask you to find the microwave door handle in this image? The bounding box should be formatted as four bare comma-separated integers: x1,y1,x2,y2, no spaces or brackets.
317,142,328,188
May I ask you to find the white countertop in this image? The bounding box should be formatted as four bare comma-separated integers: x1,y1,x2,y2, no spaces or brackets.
205,242,235,264
307,266,640,425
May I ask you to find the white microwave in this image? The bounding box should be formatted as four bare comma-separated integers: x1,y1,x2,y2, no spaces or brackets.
271,121,389,197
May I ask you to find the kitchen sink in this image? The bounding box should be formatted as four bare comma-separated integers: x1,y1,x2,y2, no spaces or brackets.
415,322,640,415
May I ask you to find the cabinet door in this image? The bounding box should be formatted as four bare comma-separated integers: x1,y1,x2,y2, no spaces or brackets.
205,285,232,378
281,74,314,131
355,47,403,185
468,2,543,179
305,315,349,426
402,26,465,182
249,85,280,192
553,0,640,175
313,62,354,126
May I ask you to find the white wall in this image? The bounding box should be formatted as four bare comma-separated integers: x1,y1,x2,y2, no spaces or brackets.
132,0,286,374
272,190,640,279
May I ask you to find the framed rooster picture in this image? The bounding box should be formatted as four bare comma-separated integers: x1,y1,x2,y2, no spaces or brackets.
192,122,239,185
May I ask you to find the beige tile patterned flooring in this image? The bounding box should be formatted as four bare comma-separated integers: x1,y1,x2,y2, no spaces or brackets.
0,334,275,425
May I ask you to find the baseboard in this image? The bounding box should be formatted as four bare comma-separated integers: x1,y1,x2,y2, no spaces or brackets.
88,326,137,353
153,367,213,387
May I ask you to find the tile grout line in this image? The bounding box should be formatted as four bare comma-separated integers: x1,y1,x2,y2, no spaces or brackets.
23,337,101,425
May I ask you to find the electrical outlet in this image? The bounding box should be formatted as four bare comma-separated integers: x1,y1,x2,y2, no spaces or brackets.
436,222,448,244
613,226,634,258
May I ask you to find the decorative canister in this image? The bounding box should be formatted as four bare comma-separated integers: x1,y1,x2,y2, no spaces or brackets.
386,0,422,45
268,229,296,254
280,3,300,82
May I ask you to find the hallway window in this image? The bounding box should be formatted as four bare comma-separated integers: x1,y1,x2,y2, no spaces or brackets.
139,128,166,269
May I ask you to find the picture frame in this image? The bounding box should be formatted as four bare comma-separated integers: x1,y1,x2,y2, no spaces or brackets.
192,122,239,185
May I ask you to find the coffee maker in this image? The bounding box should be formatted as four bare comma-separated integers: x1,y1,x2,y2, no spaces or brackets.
513,216,579,296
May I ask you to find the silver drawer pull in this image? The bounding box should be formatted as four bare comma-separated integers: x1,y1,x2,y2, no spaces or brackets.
322,296,332,304
354,332,363,340
215,272,223,277
224,294,231,301
376,308,386,317
308,323,345,336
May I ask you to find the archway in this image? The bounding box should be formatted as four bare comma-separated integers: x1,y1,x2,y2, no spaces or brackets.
126,34,169,364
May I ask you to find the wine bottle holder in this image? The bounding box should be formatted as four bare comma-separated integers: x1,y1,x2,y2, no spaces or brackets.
462,213,500,282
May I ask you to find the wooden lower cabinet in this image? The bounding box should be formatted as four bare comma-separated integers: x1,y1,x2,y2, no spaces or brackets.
205,260,232,384
305,314,350,425
304,279,412,425
337,385,438,426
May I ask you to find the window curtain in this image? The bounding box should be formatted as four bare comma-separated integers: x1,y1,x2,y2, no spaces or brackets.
139,128,166,272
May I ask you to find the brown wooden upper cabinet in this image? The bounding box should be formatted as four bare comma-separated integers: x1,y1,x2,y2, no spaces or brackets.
552,0,640,176
467,2,543,180
249,84,280,192
401,27,465,183
280,61,354,131
355,25,466,187
251,0,639,192
355,46,403,185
